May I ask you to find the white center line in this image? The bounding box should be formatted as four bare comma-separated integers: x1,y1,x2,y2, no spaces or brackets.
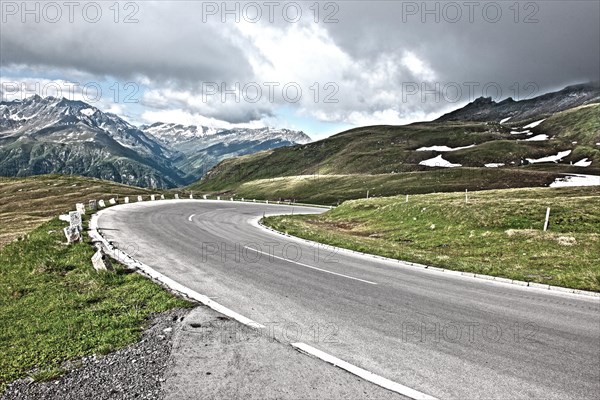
188,214,195,222
244,246,377,285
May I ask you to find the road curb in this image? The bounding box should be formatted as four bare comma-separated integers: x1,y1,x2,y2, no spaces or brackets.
255,218,600,299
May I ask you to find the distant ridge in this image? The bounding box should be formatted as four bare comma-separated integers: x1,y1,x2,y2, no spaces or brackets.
436,83,600,122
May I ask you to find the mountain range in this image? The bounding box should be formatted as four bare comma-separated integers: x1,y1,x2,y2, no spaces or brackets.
141,123,310,182
192,83,600,203
0,95,310,188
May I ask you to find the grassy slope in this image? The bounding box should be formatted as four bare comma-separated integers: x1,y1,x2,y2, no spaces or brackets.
0,218,192,392
0,175,193,391
264,186,600,291
0,175,163,248
190,105,599,202
229,169,559,205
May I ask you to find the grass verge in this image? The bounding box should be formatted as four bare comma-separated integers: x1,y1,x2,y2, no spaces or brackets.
263,186,600,291
0,217,193,393
0,175,166,249
199,168,561,206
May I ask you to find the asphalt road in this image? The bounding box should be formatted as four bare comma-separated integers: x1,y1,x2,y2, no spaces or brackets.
98,200,600,400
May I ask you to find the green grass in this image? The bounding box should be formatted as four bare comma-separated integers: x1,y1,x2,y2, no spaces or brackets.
191,104,599,201
263,186,600,291
0,217,193,392
225,169,560,205
540,104,600,148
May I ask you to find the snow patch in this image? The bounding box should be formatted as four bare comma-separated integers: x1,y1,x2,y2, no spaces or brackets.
485,163,505,168
499,117,512,124
511,130,531,135
526,150,572,164
550,174,600,187
524,134,549,142
522,119,546,129
80,108,96,116
573,158,592,167
419,155,462,168
416,144,475,152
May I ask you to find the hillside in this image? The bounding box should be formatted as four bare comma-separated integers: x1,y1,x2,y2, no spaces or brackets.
263,186,600,291
0,175,158,248
190,101,600,202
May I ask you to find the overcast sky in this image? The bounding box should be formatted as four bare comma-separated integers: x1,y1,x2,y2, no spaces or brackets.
1,1,598,139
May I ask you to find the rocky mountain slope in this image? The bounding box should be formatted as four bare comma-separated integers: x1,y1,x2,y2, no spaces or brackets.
0,96,184,188
437,83,600,122
0,96,310,188
141,123,310,180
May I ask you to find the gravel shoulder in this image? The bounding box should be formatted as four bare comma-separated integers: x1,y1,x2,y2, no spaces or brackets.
2,308,190,400
2,306,406,400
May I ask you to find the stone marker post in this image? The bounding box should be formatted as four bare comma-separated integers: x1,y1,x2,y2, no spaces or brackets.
69,211,83,231
109,198,116,205
76,203,86,215
64,226,81,244
137,196,143,202
98,199,106,208
91,249,113,272
174,194,179,199
124,197,129,204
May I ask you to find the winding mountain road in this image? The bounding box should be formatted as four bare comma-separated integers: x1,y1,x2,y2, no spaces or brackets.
97,200,600,400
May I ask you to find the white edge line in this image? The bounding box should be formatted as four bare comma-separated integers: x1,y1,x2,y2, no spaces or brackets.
292,342,438,400
252,216,600,300
90,210,264,329
244,246,377,285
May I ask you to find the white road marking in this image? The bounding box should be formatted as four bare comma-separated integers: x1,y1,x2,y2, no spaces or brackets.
244,246,377,285
90,213,264,329
188,214,195,222
292,343,438,400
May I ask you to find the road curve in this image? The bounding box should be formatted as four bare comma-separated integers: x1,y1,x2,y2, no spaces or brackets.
98,200,600,400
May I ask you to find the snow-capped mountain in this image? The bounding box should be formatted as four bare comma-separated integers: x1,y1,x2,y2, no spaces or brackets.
0,96,312,187
140,122,224,142
141,122,310,147
1,95,172,158
140,122,311,180
0,96,186,188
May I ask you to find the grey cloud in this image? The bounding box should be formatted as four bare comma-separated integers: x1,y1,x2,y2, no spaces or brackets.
1,0,598,126
327,1,600,98
0,2,254,86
